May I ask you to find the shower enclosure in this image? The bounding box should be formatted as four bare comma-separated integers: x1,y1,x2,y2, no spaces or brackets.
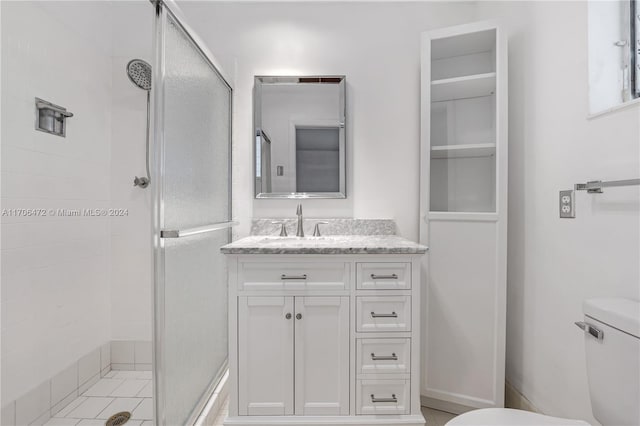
0,1,231,425
151,2,233,424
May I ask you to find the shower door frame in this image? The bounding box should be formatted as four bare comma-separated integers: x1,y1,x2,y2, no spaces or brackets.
151,1,234,424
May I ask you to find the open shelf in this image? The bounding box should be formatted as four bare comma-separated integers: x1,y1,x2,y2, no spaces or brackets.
431,72,496,102
431,143,496,159
431,28,496,59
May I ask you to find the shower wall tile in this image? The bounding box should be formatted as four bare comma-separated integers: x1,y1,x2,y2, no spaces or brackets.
100,342,111,372
134,341,152,364
51,392,78,417
1,402,16,426
135,364,152,372
15,380,50,426
78,375,100,397
51,364,78,408
1,1,112,407
78,349,101,390
30,410,52,426
111,341,135,364
109,55,153,342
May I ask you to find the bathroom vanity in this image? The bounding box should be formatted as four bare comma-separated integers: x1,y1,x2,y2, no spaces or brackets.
221,221,427,425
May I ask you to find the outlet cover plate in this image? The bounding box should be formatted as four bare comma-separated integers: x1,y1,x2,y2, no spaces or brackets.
559,189,575,218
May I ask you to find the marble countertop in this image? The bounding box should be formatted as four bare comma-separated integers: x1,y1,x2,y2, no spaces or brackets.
220,235,428,255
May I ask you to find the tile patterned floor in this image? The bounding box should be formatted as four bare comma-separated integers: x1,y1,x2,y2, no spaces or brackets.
209,396,458,426
45,370,153,426
51,379,456,426
422,407,458,426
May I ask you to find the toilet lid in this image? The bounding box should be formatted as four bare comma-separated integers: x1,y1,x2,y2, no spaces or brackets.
444,408,591,426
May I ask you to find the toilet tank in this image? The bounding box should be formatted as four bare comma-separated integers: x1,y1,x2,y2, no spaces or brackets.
581,298,640,426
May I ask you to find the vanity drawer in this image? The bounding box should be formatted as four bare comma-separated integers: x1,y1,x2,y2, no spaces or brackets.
238,261,349,291
356,296,411,332
357,338,410,375
357,263,411,290
356,379,410,415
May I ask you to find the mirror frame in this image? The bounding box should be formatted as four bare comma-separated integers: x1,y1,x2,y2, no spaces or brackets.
253,75,346,199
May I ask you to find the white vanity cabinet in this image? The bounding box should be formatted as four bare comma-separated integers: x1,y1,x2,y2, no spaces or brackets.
224,254,425,426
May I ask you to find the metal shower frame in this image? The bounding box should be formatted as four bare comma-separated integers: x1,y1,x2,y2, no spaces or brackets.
149,1,234,425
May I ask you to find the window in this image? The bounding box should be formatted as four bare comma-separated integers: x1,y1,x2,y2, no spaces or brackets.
633,0,639,98
588,0,640,114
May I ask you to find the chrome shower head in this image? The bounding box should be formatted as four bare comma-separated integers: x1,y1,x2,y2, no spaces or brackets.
126,59,152,91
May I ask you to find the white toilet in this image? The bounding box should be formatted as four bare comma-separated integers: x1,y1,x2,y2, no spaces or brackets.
446,298,640,426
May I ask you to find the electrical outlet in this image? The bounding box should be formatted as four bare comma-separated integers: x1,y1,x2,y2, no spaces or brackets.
559,189,575,218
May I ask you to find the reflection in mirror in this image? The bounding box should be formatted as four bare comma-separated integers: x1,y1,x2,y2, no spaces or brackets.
254,76,346,198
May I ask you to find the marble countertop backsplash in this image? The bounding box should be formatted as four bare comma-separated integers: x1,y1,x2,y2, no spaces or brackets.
250,218,396,237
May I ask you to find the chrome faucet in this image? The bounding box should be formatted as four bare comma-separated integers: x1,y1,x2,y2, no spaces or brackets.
296,204,304,237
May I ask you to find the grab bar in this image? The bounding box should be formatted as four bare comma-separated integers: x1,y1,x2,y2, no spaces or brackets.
575,178,640,194
160,221,238,238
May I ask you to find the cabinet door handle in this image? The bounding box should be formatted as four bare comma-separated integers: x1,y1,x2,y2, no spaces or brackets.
285,313,292,320
370,273,398,280
281,274,307,280
371,352,397,361
296,313,302,320
370,311,397,318
371,394,397,403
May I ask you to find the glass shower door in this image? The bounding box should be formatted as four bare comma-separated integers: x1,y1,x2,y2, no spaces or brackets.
152,3,232,425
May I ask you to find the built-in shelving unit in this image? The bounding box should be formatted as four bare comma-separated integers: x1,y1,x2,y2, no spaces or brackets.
431,72,496,102
420,21,508,414
430,142,495,159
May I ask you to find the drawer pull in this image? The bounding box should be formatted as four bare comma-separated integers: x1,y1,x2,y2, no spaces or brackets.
370,311,397,318
371,394,397,403
281,274,307,280
370,273,398,280
371,352,398,361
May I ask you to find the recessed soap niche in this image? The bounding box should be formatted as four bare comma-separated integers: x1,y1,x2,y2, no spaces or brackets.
429,29,497,213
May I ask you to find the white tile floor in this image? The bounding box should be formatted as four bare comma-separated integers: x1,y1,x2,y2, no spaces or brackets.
50,376,456,426
45,370,153,426
422,407,458,426
209,397,458,426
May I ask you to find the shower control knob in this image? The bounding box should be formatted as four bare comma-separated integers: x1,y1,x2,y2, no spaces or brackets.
285,313,292,320
134,176,150,188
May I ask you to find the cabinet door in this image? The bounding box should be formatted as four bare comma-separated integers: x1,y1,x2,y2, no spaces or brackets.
294,296,350,415
238,296,294,415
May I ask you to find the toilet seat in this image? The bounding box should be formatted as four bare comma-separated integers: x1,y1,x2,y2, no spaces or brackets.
444,408,591,426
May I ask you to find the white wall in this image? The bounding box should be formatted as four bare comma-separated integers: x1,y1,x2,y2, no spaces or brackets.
110,55,153,341
108,1,153,342
1,1,112,404
474,2,640,424
179,1,477,238
0,0,154,409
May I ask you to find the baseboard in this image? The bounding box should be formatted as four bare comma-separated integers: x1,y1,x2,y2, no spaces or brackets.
504,381,539,413
194,369,229,426
421,382,540,416
420,395,475,415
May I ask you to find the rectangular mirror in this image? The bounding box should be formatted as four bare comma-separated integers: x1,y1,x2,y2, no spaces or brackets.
254,75,346,199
